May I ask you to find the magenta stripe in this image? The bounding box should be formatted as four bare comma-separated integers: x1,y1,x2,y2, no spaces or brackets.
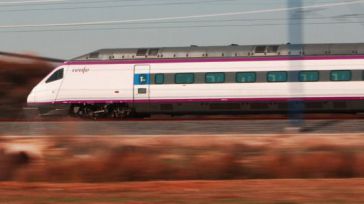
64,55,364,65
28,96,364,105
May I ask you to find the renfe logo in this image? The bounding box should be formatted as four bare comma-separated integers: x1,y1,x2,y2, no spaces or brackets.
72,67,90,74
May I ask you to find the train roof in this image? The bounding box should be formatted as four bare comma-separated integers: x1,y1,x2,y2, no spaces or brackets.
71,43,364,61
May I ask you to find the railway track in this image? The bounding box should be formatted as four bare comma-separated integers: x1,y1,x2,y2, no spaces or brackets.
0,117,363,136
2,113,364,122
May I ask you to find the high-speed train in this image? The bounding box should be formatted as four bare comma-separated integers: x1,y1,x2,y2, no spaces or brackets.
27,43,364,118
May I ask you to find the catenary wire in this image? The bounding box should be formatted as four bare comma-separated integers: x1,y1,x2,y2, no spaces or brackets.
0,21,363,33
0,0,234,11
0,1,362,29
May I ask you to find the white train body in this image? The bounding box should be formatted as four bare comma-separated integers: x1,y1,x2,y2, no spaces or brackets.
27,43,364,117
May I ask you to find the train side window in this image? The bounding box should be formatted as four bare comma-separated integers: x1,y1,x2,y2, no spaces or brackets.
267,71,288,82
330,70,351,81
155,74,165,84
46,68,64,83
236,72,256,83
299,71,319,82
175,73,194,84
205,72,225,83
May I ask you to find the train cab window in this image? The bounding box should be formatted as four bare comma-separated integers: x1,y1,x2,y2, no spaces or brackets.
155,74,165,84
299,71,319,82
205,72,225,83
330,70,351,81
236,72,256,83
46,68,63,83
175,73,194,84
267,71,288,82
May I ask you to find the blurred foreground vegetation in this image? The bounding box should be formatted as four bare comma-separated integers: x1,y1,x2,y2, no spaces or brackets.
0,58,53,119
1,135,364,182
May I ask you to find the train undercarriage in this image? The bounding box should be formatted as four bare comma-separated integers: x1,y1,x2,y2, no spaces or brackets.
69,104,134,119
28,100,364,120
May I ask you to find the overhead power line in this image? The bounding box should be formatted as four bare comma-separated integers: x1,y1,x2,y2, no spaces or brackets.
0,0,146,6
0,0,65,5
1,21,364,33
0,17,361,31
0,0,363,29
0,0,230,12
0,0,345,7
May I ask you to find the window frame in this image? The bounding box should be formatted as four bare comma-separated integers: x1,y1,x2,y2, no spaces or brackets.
298,71,320,82
267,71,288,82
205,72,225,83
175,73,195,84
330,70,352,81
235,72,257,83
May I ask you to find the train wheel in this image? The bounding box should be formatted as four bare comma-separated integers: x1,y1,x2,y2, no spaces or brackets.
111,106,131,119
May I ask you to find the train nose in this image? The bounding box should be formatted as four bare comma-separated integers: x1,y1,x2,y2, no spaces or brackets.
27,91,36,104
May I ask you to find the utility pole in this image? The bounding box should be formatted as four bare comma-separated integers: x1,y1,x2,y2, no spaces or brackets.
287,0,304,131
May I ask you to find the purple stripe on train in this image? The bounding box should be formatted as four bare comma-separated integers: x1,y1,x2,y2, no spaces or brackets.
28,96,364,105
64,55,364,65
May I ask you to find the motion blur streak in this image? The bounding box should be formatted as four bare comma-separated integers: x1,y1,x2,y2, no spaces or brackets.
0,58,54,119
1,135,364,182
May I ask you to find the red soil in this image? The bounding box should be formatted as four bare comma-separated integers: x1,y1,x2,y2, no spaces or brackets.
1,179,364,204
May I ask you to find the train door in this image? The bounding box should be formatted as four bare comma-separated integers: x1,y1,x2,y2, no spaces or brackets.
133,65,150,104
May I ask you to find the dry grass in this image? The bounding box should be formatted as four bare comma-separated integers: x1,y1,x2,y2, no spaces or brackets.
0,135,364,182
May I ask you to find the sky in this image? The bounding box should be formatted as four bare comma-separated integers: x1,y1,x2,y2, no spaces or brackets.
0,0,363,60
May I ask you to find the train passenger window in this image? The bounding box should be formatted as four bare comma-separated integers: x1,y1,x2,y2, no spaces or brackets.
175,73,194,84
267,71,288,82
46,68,63,83
205,73,225,83
155,74,165,84
236,72,256,83
299,71,319,82
330,70,351,81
